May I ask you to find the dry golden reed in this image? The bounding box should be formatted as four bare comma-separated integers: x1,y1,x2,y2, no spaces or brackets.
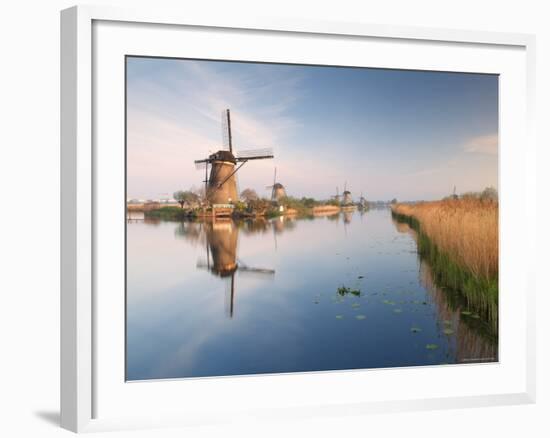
392,199,498,282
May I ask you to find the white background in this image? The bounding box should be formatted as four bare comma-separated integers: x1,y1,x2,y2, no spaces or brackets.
0,0,547,437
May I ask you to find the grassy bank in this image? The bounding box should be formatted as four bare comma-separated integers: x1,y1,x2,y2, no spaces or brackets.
135,196,343,220
392,199,498,332
144,206,197,220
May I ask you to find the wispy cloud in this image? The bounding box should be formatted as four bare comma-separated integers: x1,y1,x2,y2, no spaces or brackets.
127,58,499,201
463,133,498,155
127,59,304,198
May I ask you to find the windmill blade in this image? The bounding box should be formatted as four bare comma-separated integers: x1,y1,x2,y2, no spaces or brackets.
221,109,228,149
235,148,274,159
196,259,210,269
238,266,276,276
195,157,211,170
234,162,241,198
220,108,234,153
221,109,231,151
237,259,275,276
224,273,235,318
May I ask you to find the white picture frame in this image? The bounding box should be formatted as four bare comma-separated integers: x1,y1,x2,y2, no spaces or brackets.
61,4,536,433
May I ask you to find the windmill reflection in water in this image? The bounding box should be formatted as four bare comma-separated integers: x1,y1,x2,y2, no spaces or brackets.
195,219,275,318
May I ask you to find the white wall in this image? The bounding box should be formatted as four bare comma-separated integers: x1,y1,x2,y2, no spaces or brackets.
0,0,547,436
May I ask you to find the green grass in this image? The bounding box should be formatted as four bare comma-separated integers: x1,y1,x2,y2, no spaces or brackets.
144,206,196,220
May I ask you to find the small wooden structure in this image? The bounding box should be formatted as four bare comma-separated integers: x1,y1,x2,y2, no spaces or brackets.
212,204,234,217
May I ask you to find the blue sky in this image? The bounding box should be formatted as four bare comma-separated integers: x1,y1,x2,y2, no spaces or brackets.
126,57,498,201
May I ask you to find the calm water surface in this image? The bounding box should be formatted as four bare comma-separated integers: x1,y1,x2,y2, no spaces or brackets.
126,208,497,380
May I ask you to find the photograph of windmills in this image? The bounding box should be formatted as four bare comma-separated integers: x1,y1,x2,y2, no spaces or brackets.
126,56,499,380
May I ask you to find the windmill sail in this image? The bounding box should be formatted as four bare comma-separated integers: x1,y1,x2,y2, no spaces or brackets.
236,148,274,159
221,109,233,152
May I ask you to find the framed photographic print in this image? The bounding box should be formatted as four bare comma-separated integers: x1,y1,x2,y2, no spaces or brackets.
61,5,536,433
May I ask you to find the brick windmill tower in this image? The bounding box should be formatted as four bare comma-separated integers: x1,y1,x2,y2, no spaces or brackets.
194,109,274,209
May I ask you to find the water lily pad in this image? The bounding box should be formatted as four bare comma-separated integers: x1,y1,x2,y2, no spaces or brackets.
443,320,452,325
471,314,480,319
355,315,366,320
337,285,361,297
443,328,454,335
461,310,472,316
410,327,422,333
393,308,403,314
351,303,361,308
382,299,395,305
335,315,344,319
426,344,439,350
337,286,350,296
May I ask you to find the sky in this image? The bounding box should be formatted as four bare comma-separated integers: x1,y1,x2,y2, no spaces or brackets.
126,57,498,201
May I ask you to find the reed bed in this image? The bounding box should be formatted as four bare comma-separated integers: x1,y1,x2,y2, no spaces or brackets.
392,199,498,331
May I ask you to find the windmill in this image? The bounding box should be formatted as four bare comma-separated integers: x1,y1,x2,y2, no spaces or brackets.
342,181,353,205
194,109,274,207
266,167,286,203
331,186,341,203
358,192,368,210
196,220,275,318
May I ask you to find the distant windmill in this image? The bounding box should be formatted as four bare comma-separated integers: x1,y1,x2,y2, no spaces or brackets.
342,181,353,205
196,221,275,318
358,192,368,209
331,186,341,203
194,109,274,205
452,185,458,200
266,167,286,203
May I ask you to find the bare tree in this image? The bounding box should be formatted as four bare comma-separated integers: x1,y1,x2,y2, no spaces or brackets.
173,190,199,208
481,186,498,202
240,188,259,202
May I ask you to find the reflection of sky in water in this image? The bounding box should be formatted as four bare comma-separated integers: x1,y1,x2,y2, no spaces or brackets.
126,209,496,380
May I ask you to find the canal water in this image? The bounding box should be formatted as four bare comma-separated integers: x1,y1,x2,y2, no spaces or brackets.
126,208,497,381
